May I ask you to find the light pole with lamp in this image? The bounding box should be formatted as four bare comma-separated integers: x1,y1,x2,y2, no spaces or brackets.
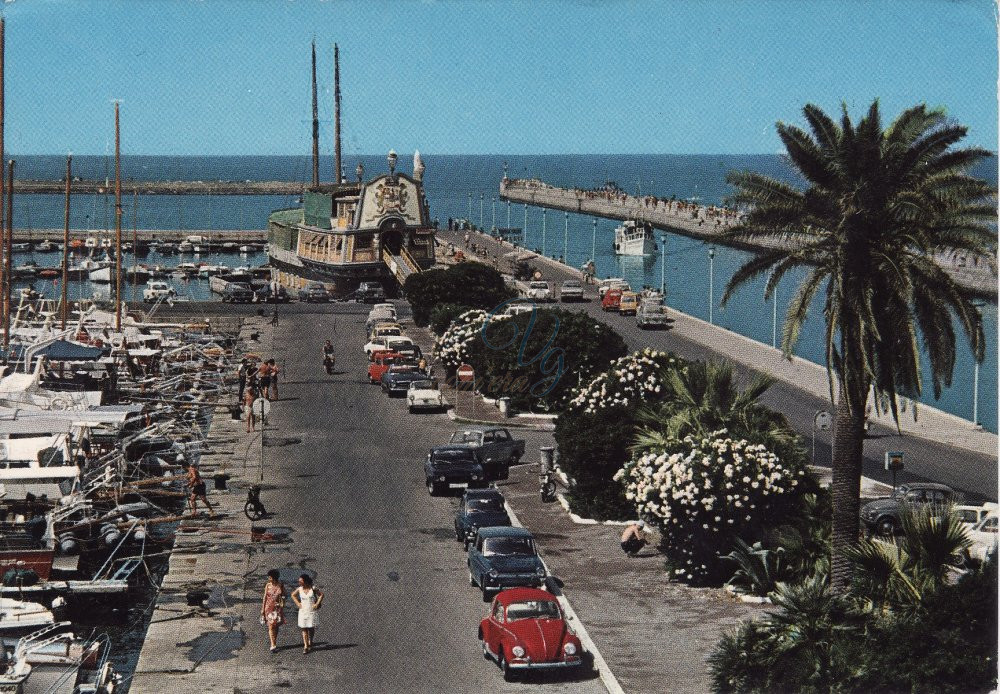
506,200,511,233
523,204,528,247
467,192,472,221
387,149,397,180
591,218,597,265
769,281,778,349
479,193,484,230
972,299,986,428
660,231,666,296
491,196,496,231
541,209,547,256
563,211,569,262
708,245,716,324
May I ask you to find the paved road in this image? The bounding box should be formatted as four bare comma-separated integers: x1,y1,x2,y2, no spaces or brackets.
242,304,605,693
439,229,998,502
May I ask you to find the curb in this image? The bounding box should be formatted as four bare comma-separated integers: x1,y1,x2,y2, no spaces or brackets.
502,501,626,694
445,407,557,431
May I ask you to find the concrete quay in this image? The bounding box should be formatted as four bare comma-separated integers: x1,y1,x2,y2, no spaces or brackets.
499,179,998,298
442,227,998,501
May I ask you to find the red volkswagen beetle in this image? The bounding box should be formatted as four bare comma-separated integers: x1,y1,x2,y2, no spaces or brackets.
478,587,583,681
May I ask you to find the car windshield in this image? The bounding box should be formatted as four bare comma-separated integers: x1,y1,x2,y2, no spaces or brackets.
529,282,548,289
410,380,437,390
390,365,419,373
483,537,534,557
506,601,560,621
450,431,480,444
433,450,476,464
467,497,504,512
563,281,580,288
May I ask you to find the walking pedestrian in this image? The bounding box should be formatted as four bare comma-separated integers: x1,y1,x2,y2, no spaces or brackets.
271,307,279,327
290,574,323,654
261,569,286,653
237,358,249,403
258,361,273,402
268,359,279,400
185,464,215,518
245,387,258,433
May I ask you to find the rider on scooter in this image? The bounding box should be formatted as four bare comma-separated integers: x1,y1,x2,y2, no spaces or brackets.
322,340,336,373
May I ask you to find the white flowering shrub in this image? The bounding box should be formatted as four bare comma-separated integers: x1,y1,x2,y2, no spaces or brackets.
615,431,807,585
433,309,509,369
567,348,682,414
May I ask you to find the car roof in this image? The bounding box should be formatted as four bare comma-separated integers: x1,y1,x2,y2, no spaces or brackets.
493,587,555,606
431,445,479,457
477,526,532,539
898,482,954,492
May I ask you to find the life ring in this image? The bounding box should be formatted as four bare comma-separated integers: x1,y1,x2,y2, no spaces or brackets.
50,398,69,411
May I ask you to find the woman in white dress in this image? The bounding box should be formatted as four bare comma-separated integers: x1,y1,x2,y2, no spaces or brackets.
290,574,323,653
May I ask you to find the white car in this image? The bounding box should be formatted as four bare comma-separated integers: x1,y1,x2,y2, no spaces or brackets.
524,281,553,302
956,502,999,526
597,277,630,297
364,335,414,357
967,513,998,561
371,303,396,315
407,378,445,413
142,281,176,303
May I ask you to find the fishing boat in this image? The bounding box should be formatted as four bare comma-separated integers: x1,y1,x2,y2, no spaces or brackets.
10,243,29,253
221,242,237,252
613,219,657,256
87,266,111,284
0,600,55,634
13,263,38,279
34,241,56,253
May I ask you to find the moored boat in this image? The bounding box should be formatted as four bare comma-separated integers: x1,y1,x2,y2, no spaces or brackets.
613,219,657,256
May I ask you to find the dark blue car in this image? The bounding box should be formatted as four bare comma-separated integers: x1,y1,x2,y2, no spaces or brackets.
425,446,486,496
468,526,546,600
454,489,511,548
381,365,428,396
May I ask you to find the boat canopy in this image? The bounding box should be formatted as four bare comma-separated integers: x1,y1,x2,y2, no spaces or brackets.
34,340,106,362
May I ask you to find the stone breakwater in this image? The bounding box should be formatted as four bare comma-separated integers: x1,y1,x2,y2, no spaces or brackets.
500,179,997,299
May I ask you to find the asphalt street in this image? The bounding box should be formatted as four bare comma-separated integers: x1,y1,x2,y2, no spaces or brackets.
437,228,998,502
240,304,605,693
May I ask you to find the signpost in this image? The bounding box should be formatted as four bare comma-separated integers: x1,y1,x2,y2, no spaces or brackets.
884,450,904,492
252,398,272,482
812,410,832,465
457,364,474,418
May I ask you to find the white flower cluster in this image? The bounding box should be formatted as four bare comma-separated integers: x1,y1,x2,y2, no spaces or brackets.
614,432,804,583
567,348,679,414
432,309,511,369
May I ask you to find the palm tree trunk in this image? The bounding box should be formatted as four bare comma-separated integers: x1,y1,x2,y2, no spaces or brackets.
830,384,867,592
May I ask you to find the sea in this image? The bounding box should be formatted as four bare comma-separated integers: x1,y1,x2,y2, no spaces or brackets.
6,153,998,433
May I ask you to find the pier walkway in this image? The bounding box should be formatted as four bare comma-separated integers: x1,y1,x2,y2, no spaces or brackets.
440,227,998,501
499,178,998,298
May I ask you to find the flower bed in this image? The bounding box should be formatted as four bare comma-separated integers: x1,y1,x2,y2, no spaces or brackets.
615,431,806,585
568,348,682,414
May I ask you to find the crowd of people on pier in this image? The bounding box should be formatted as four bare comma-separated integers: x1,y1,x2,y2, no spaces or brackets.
236,356,280,432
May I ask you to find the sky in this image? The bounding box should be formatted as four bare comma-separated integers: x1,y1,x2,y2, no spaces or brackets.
2,0,997,155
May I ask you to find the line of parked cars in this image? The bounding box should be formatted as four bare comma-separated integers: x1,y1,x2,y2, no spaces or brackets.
597,278,671,329
362,303,446,412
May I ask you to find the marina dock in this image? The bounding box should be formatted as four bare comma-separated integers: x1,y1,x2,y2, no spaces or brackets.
12,180,303,196
8,228,267,243
499,178,998,298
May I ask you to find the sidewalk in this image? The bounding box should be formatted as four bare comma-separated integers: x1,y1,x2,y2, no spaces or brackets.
443,227,997,460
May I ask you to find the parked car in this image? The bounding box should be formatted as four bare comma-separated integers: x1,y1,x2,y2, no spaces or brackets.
425,446,486,496
559,279,584,302
142,281,175,303
381,363,427,396
407,378,445,412
468,527,546,599
637,302,670,329
298,283,332,303
601,288,623,312
370,325,403,339
364,335,415,358
860,482,958,535
221,282,255,303
597,277,629,297
618,291,639,316
255,284,290,303
455,488,511,548
965,513,998,561
504,303,536,317
366,321,402,339
479,587,583,681
956,502,999,526
371,302,396,315
355,281,387,303
447,428,525,481
366,315,398,335
524,280,553,302
368,353,407,383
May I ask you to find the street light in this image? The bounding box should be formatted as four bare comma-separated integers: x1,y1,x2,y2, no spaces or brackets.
467,192,472,221
708,245,716,324
523,204,528,246
660,231,666,296
541,209,547,256
387,150,397,177
506,200,511,232
563,211,569,262
491,197,496,231
479,193,484,229
591,218,597,265
972,299,986,428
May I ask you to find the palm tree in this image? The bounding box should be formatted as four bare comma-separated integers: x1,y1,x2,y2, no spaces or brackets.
632,359,796,454
721,101,994,588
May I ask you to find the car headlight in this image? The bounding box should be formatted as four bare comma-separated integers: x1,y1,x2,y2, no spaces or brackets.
439,475,446,481
536,566,546,576
472,474,480,480
511,646,525,658
563,643,577,656
488,569,499,578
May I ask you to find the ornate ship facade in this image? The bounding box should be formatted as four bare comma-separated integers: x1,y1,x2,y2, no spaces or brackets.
267,44,436,296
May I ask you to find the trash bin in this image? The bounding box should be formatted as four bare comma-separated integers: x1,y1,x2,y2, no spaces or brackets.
539,446,554,475
498,397,511,418
213,473,230,491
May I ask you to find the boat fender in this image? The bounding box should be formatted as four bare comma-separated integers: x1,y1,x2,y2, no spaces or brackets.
134,526,147,543
51,596,67,610
57,533,80,555
99,524,121,547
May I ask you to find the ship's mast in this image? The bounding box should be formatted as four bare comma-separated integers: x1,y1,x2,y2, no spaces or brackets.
61,155,71,330
0,18,6,339
3,159,11,353
310,39,319,188
114,102,123,331
334,43,342,185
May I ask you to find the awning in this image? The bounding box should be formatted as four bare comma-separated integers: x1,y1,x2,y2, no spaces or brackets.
35,340,107,362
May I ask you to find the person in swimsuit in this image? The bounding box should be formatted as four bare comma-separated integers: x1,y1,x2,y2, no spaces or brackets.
185,464,215,518
258,361,272,401
261,569,286,653
290,574,323,653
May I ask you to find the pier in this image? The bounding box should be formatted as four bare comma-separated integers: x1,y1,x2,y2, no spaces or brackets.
499,178,998,299
9,228,266,243
11,179,303,196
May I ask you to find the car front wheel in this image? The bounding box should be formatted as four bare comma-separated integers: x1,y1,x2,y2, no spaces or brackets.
427,481,440,496
877,516,899,536
500,651,517,682
469,570,477,587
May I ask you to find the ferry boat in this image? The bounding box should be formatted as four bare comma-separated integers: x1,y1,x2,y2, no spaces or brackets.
613,219,657,256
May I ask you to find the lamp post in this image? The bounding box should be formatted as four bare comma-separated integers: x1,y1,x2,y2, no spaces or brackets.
541,209,547,256
563,211,569,263
708,245,716,324
523,204,528,246
479,193,484,230
660,231,666,296
591,218,597,265
506,200,511,233
387,149,397,179
356,162,364,183
467,192,472,221
491,196,496,231
972,299,986,427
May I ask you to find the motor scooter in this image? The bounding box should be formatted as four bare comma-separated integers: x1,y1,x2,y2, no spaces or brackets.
323,354,335,375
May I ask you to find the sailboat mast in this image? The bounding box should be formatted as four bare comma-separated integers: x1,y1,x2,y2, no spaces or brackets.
131,188,138,304
334,43,342,184
61,155,71,330
0,18,6,339
4,159,12,352
114,102,123,331
310,40,319,187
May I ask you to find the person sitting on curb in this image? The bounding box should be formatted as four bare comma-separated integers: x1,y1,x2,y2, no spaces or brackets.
620,520,648,557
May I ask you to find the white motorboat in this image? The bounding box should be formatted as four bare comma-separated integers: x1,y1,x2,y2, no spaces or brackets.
0,600,55,634
177,241,194,253
613,220,657,256
34,240,56,253
87,266,111,284
238,244,252,254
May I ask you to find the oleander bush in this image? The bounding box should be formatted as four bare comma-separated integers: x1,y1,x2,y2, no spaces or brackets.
616,431,808,585
429,303,473,336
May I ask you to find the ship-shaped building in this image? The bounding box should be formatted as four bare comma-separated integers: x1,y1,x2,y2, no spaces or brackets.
267,45,436,296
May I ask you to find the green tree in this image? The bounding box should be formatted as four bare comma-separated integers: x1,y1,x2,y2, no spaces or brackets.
403,261,512,326
721,101,994,587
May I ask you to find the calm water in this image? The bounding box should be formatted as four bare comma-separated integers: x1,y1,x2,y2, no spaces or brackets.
8,154,997,432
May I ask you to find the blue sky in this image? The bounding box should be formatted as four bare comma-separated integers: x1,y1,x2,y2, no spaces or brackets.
3,0,996,155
